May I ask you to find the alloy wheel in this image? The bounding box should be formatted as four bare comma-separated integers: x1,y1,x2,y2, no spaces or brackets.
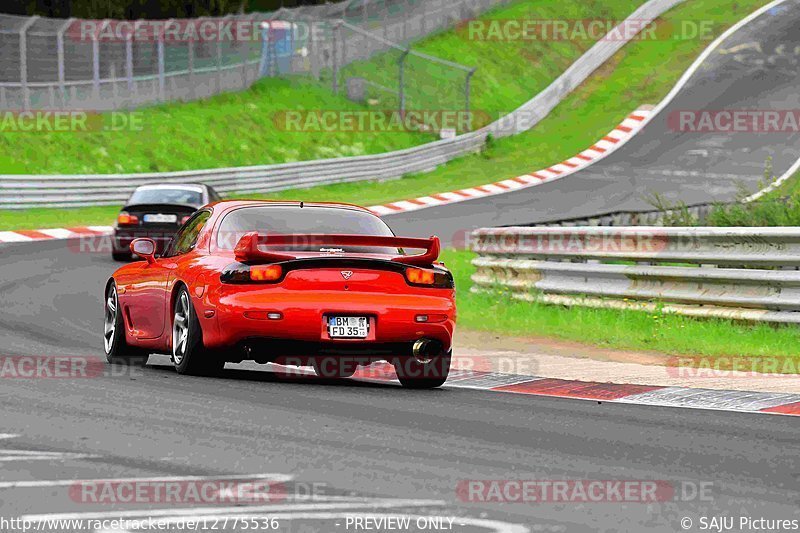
173,292,190,365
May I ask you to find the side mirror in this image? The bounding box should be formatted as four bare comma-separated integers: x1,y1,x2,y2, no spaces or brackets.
130,238,157,264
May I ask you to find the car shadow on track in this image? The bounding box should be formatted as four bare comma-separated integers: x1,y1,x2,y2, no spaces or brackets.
136,356,419,392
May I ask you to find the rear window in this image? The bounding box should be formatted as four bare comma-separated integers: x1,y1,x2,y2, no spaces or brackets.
216,206,397,254
128,187,203,206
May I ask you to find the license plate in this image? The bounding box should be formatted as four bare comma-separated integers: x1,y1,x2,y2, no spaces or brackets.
143,213,178,223
327,316,369,338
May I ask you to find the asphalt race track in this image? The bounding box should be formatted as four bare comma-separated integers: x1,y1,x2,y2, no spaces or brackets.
385,1,800,241
3,3,800,533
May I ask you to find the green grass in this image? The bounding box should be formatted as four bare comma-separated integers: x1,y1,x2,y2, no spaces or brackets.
0,77,434,175
443,248,800,364
0,205,124,230
0,0,770,233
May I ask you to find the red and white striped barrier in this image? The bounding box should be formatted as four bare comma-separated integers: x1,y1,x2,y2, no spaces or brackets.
0,225,112,244
367,108,652,217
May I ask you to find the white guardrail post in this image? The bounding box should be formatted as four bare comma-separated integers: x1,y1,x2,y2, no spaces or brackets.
469,226,800,324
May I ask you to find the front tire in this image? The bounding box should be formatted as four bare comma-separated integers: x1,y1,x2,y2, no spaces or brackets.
172,287,224,376
104,282,148,365
393,350,451,389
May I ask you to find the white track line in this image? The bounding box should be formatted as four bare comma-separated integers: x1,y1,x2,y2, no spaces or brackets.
0,455,99,462
0,472,293,490
22,499,448,522
0,434,20,440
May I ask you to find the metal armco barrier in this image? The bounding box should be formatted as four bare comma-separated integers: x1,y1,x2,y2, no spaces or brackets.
470,227,800,324
0,0,684,209
0,132,484,209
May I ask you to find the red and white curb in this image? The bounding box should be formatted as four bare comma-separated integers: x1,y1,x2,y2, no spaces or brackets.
0,226,112,244
366,108,652,217
342,364,800,417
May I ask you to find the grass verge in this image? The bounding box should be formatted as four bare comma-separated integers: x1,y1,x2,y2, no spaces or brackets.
442,248,800,365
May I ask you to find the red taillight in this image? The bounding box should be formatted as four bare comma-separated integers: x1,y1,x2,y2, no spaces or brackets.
250,264,283,282
117,212,139,226
180,215,191,225
406,267,436,285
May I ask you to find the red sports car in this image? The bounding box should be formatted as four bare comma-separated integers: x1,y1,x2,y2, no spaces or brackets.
103,200,456,388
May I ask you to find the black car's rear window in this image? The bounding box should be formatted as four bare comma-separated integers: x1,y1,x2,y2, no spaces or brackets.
128,187,203,206
216,206,398,254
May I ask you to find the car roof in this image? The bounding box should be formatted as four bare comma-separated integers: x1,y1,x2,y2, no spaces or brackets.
134,184,206,192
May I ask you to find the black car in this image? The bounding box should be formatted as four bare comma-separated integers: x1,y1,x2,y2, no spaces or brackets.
112,183,222,261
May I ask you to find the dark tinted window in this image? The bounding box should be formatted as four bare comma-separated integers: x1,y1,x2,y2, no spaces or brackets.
165,211,211,256
128,187,203,206
216,206,397,253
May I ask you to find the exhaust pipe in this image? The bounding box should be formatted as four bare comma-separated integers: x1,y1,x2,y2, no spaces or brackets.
412,338,441,364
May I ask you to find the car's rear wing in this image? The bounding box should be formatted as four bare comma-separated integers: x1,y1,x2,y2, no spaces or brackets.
233,232,440,266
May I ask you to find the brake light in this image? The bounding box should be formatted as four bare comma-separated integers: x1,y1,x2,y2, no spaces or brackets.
250,264,283,282
117,212,139,226
404,267,454,288
180,215,192,225
406,267,435,285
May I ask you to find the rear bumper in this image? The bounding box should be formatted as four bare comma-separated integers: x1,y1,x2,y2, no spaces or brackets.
113,227,177,254
199,287,455,356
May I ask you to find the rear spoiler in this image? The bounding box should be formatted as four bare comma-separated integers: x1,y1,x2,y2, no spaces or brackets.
233,232,440,267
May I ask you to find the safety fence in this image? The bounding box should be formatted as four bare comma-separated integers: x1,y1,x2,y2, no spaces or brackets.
470,226,800,324
0,0,501,111
1,0,685,208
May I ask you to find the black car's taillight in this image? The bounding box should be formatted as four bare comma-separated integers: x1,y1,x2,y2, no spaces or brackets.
117,211,139,226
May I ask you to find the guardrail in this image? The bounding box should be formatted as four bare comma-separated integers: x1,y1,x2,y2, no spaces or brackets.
469,226,800,324
0,132,485,209
0,0,685,209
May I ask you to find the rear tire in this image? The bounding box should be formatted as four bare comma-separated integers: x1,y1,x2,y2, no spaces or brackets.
172,286,224,376
393,350,451,389
112,250,131,262
311,357,357,379
103,282,148,365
